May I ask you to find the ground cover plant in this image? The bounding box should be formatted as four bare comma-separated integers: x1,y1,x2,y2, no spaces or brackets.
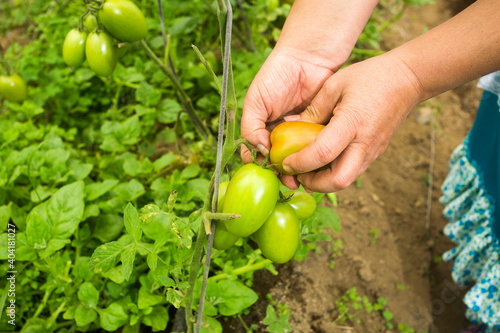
0,0,433,331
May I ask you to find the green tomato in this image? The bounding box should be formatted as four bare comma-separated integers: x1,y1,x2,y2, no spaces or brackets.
283,190,316,220
85,14,98,32
0,74,28,103
254,203,300,264
223,164,279,237
212,181,239,250
99,0,148,42
63,29,87,69
85,31,118,77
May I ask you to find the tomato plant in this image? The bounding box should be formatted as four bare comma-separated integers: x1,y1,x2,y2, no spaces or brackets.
0,73,28,103
223,163,279,236
62,29,87,69
85,31,118,76
270,121,325,175
283,190,317,220
253,202,300,264
99,0,148,43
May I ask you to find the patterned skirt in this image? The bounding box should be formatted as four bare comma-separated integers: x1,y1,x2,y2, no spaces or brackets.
441,87,500,332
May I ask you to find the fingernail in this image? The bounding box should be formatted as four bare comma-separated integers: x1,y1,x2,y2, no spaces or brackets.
257,144,269,156
283,164,295,174
284,114,300,122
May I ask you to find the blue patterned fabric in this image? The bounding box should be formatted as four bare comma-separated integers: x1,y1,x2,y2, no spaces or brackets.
441,89,500,332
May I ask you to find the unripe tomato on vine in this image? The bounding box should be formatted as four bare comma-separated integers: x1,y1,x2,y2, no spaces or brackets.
98,0,148,43
0,74,28,103
85,31,118,77
63,29,88,69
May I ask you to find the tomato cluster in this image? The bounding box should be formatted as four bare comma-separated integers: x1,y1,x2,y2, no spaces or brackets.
0,74,28,103
63,0,148,76
213,163,316,264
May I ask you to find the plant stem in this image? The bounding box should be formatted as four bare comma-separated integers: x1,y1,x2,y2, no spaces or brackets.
210,259,273,282
195,1,234,331
236,0,255,52
33,286,54,318
140,40,211,141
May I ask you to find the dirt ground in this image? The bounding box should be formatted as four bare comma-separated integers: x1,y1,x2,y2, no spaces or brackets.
228,1,482,332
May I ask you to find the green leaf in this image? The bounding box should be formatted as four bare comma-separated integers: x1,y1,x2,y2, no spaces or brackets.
85,179,119,201
138,286,163,310
120,243,137,280
39,238,70,258
136,81,161,107
199,316,222,333
114,179,146,202
26,202,50,249
168,16,198,36
48,181,85,239
78,282,100,308
157,99,182,124
98,303,128,331
147,252,158,271
181,164,200,179
0,204,10,230
124,203,142,242
153,153,175,171
75,305,97,327
142,305,168,331
263,305,277,325
313,207,341,233
158,275,175,288
93,214,124,243
217,280,258,316
89,241,125,274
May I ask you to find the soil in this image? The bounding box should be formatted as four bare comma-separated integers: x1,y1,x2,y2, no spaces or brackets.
226,1,483,332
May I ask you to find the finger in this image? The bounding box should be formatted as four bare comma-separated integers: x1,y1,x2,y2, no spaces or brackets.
279,174,300,190
296,143,367,193
282,111,357,174
240,145,253,164
299,77,343,125
241,91,272,150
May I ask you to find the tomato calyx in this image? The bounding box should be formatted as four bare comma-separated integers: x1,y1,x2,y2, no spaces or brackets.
277,191,294,203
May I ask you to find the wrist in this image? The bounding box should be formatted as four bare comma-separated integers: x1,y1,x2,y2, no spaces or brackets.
275,0,379,71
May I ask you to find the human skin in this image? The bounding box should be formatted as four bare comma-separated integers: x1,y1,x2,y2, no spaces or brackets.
240,0,379,188
242,0,500,193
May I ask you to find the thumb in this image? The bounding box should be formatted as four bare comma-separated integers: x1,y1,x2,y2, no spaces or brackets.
286,78,342,125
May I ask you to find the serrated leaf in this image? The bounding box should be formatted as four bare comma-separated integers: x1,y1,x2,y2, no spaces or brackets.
89,241,125,274
124,203,142,242
121,243,137,280
147,252,158,271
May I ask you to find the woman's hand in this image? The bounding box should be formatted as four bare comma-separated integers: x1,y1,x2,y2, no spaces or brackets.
281,53,422,192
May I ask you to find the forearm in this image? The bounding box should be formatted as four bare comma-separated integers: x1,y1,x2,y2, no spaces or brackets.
275,0,379,70
390,0,500,103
